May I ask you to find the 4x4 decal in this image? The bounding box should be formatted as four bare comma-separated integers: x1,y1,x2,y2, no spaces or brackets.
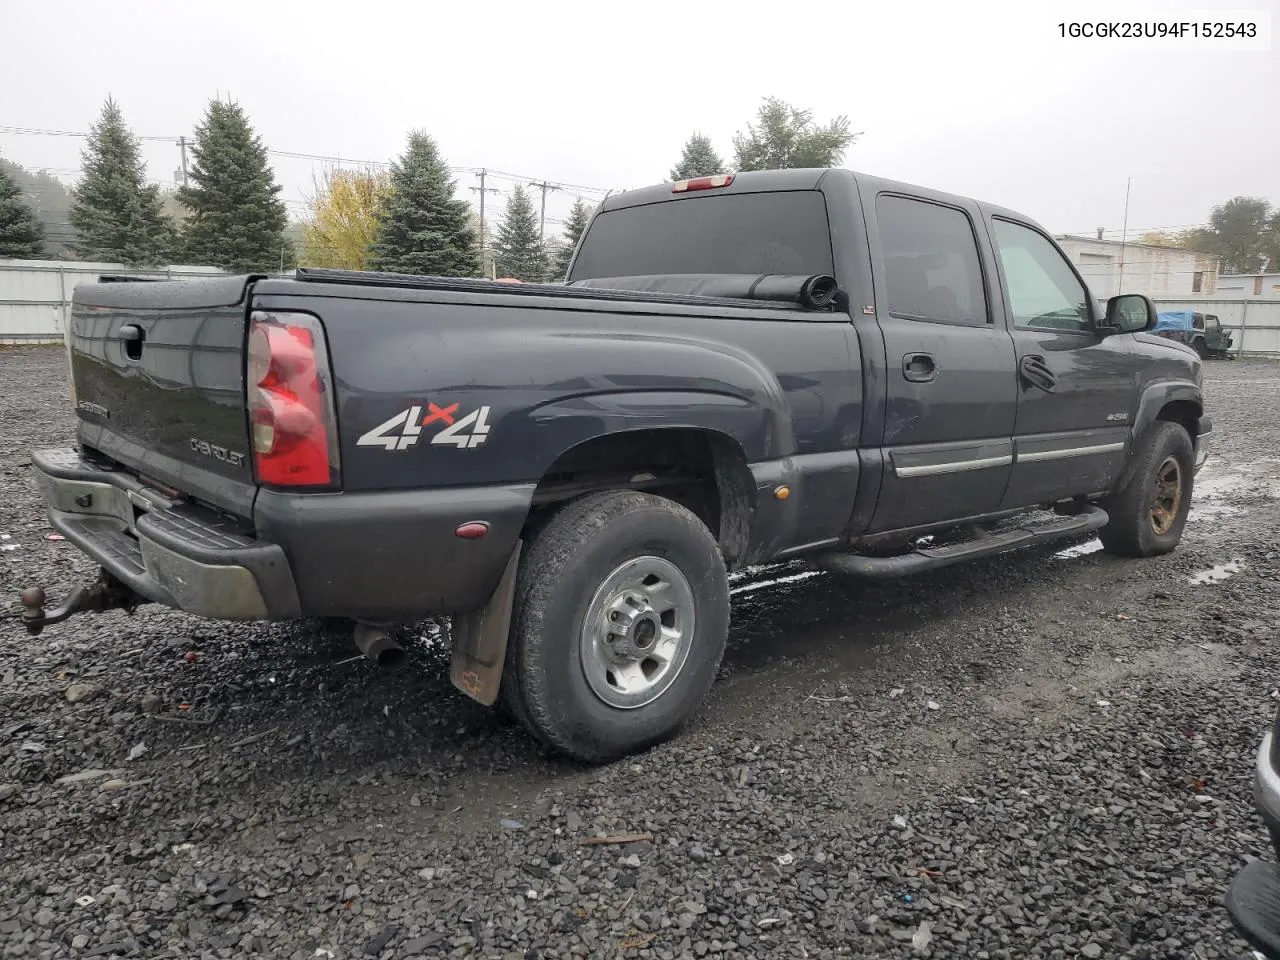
357,403,492,451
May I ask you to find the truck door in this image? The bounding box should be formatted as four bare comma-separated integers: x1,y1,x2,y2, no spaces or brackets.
865,193,1018,533
985,217,1135,508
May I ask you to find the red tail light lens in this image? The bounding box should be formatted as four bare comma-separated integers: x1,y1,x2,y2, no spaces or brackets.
247,311,340,488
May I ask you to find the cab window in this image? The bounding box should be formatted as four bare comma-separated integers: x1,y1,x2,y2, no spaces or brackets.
991,219,1091,333
876,195,989,326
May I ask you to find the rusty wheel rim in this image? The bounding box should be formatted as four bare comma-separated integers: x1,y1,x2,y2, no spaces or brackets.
1149,456,1183,536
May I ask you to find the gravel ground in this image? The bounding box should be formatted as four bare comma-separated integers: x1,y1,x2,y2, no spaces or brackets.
2,344,1279,960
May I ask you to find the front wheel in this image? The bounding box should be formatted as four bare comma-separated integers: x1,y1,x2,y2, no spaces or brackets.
1098,421,1194,557
1193,338,1210,360
501,490,730,763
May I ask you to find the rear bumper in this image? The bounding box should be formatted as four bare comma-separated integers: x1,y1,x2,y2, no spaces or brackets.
1256,731,1280,853
33,448,300,619
31,447,533,622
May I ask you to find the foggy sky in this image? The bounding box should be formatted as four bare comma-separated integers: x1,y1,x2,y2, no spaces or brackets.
1,0,1275,239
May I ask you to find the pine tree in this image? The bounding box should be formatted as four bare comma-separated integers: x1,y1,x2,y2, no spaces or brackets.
1,158,72,257
368,131,479,277
179,99,289,272
69,98,173,264
0,164,46,259
669,132,726,181
492,185,547,282
551,197,593,280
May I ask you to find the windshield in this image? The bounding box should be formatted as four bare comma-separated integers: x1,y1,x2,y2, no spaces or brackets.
569,191,835,281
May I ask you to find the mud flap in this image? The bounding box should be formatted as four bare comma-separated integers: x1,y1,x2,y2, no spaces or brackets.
449,540,521,706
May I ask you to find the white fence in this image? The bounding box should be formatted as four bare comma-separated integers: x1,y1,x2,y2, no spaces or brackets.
0,258,226,343
4,260,1280,359
1152,298,1280,358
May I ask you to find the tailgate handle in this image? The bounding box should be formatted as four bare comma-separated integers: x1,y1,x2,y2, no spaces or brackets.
118,323,145,360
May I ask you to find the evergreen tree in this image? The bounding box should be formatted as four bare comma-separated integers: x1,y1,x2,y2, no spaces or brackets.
0,158,73,257
368,131,479,277
669,132,726,181
551,197,593,279
179,99,289,272
69,98,173,264
492,185,547,282
0,164,46,259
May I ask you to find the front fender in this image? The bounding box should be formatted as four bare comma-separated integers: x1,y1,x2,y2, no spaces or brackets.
1109,380,1204,494
1132,380,1203,441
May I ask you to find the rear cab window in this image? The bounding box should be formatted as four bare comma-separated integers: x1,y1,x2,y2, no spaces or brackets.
875,194,990,326
568,192,835,280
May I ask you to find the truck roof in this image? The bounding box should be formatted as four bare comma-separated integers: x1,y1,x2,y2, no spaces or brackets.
600,168,1038,231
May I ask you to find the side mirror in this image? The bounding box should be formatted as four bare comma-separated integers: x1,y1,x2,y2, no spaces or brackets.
1105,293,1157,334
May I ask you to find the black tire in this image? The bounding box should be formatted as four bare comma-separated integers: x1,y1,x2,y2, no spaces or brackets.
501,490,730,763
1193,338,1209,360
1098,421,1194,558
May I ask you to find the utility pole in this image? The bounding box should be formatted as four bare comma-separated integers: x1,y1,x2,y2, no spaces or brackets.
528,180,560,240
177,136,190,187
1117,177,1131,293
470,168,499,269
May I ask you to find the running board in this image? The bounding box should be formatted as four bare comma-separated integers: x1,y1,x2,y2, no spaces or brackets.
813,505,1109,578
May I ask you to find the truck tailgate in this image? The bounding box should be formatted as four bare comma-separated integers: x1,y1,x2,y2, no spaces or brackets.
68,275,257,519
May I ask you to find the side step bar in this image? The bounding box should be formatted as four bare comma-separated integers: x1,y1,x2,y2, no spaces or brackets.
814,505,1109,578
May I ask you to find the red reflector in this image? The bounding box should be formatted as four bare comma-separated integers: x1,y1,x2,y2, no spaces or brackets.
672,173,735,193
454,522,490,540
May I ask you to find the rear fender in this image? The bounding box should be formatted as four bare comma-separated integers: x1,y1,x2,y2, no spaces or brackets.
528,390,780,462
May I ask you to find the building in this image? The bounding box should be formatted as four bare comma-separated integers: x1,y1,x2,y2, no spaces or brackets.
1214,272,1280,300
1054,235,1220,300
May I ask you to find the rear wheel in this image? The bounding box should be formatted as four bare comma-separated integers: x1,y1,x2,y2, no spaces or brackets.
1193,338,1210,360
501,490,729,763
1098,421,1194,557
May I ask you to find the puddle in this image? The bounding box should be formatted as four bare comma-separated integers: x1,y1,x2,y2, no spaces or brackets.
1054,539,1103,559
731,570,824,596
1189,560,1244,585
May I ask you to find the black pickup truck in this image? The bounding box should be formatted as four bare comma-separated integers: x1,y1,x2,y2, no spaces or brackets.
22,168,1211,762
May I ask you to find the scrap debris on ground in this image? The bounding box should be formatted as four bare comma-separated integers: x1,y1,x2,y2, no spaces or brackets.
2,345,1278,959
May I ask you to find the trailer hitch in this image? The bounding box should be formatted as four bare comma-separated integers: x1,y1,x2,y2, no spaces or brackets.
19,574,142,636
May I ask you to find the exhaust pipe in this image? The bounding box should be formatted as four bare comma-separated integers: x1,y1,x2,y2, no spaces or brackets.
353,622,406,666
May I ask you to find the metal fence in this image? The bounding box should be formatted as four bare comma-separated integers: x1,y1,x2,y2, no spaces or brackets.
1151,298,1280,358
0,258,226,343
4,260,1280,359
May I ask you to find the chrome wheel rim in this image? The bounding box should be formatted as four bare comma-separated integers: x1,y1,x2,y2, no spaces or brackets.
1150,456,1183,535
579,556,696,710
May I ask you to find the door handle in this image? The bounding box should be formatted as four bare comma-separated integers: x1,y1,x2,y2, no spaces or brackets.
118,323,145,361
1019,354,1056,392
902,352,937,383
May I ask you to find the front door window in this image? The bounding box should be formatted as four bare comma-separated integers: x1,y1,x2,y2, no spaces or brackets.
991,220,1091,333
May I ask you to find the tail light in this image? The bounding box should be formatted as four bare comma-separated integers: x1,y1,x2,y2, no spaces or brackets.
246,310,340,488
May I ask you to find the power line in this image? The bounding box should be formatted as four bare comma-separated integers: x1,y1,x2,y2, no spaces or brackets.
1,124,618,196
